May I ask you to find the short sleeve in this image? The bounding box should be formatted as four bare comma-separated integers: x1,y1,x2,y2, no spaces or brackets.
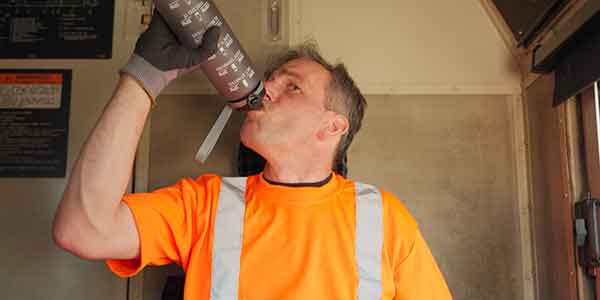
394,230,452,300
106,174,220,277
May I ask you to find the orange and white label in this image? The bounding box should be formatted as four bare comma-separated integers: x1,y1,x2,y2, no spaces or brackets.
0,73,63,109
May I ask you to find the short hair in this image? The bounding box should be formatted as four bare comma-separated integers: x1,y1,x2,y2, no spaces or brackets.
264,42,367,177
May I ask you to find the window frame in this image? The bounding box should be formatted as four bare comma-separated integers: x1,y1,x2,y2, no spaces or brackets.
580,82,600,196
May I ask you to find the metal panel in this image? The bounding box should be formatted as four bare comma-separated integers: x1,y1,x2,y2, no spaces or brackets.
492,0,566,46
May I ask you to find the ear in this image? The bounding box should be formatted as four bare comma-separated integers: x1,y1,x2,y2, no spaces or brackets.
322,112,349,138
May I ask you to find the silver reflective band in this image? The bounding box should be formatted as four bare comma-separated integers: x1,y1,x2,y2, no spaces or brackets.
355,182,384,300
211,177,247,300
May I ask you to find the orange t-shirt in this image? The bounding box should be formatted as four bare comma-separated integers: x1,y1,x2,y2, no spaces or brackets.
106,173,451,300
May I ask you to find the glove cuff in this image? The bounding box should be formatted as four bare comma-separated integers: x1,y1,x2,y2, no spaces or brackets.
120,54,173,103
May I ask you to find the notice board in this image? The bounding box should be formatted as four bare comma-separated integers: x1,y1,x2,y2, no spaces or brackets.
0,70,71,177
0,1,114,59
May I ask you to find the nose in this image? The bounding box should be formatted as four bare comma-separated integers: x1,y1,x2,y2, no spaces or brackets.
263,76,283,103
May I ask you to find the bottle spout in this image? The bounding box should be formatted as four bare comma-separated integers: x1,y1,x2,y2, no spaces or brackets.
228,81,265,111
247,81,265,110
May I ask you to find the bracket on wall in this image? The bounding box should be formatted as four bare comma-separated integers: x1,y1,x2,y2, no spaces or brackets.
268,0,282,41
574,193,600,276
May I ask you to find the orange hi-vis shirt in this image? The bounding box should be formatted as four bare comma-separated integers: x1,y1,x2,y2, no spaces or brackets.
107,173,452,300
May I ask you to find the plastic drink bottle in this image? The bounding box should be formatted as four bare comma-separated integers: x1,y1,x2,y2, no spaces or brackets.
155,0,264,110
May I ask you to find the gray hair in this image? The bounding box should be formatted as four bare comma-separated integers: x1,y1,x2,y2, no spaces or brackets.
265,42,367,177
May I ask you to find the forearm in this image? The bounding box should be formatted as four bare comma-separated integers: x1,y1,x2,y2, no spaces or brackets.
53,74,151,255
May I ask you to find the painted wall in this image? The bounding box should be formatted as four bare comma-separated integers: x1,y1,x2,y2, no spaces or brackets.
353,95,522,299
289,0,521,95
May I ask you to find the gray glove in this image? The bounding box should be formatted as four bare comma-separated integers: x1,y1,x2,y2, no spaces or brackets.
122,12,220,101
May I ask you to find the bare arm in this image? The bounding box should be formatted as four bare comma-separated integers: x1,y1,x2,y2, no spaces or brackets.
53,75,151,260
52,12,219,261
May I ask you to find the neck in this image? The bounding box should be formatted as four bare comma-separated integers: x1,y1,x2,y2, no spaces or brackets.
262,151,332,184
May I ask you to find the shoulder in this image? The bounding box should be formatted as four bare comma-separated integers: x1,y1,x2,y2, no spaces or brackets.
350,179,418,230
352,181,418,242
143,174,224,202
349,180,419,257
376,188,421,268
192,173,222,188
162,173,223,190
380,189,418,234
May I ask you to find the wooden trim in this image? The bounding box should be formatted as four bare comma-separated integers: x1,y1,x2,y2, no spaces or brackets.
478,0,518,58
581,83,600,197
356,83,521,95
163,82,522,96
508,95,536,300
522,82,541,299
524,73,578,299
557,102,579,300
565,97,597,300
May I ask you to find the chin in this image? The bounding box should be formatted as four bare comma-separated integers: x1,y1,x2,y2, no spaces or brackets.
241,124,272,160
240,124,258,150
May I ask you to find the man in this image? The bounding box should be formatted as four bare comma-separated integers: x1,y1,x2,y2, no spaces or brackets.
53,13,451,300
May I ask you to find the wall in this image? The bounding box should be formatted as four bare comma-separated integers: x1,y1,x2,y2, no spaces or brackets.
290,0,521,95
0,1,141,299
352,95,523,299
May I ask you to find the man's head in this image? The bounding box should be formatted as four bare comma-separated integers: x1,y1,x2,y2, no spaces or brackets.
240,44,367,176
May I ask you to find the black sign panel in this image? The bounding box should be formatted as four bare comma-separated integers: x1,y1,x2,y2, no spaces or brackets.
0,69,71,177
0,1,114,59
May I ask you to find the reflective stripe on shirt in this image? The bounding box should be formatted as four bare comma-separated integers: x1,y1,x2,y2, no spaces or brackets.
212,177,383,299
211,177,247,300
355,182,384,300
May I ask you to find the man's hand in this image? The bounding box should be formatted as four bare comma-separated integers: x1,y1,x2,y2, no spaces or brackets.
122,12,220,101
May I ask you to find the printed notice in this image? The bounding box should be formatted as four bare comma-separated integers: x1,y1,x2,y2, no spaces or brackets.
0,1,114,59
0,70,71,177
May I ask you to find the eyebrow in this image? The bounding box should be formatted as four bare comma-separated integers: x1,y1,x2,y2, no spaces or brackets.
276,68,306,86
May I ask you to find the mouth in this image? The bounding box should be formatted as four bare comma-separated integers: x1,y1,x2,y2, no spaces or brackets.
244,107,265,119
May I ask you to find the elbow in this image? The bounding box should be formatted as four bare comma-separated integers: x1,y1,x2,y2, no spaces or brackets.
52,194,77,254
52,218,83,257
52,214,102,260
53,224,104,260
52,221,75,253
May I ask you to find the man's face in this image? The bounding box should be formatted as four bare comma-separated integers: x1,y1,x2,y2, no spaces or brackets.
240,58,333,155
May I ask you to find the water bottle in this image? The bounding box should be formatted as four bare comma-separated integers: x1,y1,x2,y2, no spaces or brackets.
155,0,264,110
